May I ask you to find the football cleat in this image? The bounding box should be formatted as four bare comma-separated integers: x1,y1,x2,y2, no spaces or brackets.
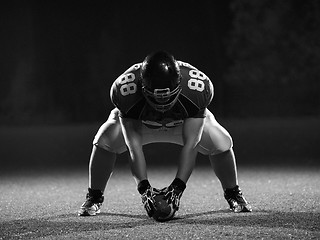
224,185,252,213
78,189,104,216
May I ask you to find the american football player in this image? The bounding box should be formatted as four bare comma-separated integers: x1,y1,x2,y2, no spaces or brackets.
78,51,252,217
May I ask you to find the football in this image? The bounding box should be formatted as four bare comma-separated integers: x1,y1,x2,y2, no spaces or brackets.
152,193,176,222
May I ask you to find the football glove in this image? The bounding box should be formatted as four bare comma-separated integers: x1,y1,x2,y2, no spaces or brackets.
162,178,186,211
141,187,160,217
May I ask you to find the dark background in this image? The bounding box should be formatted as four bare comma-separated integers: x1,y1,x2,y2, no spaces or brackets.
1,0,319,124
0,1,319,171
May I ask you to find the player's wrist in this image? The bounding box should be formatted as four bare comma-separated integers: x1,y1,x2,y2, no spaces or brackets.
170,178,186,192
137,179,151,194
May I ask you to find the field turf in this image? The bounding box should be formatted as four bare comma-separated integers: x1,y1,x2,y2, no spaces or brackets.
0,118,319,239
0,166,319,239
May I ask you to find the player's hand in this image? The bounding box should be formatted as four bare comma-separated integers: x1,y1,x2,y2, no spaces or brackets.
141,187,159,217
162,185,184,211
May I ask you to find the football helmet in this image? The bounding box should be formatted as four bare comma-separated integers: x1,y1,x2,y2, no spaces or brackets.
141,51,182,112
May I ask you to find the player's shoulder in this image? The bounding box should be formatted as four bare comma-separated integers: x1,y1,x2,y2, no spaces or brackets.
177,60,198,70
113,63,142,86
178,60,208,79
178,60,211,86
110,63,144,114
123,63,143,75
177,60,214,108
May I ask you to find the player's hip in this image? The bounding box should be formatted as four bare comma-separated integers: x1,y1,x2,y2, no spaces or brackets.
93,108,232,155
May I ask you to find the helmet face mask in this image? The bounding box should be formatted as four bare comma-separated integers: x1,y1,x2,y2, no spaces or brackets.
142,85,182,112
141,51,182,113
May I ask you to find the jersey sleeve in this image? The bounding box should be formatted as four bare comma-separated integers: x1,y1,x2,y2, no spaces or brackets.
110,64,145,118
178,61,214,118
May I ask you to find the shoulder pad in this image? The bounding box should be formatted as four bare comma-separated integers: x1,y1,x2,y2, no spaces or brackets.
123,63,142,74
110,63,144,114
179,65,214,110
177,61,198,70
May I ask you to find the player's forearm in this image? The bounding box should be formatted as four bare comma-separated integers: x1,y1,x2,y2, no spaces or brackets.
176,117,204,183
128,146,148,184
175,146,198,183
119,117,147,184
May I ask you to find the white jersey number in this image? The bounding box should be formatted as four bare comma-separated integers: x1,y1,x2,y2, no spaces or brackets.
119,68,207,96
188,70,207,92
119,73,137,96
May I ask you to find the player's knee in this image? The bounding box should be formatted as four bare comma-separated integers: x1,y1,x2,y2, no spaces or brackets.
211,138,233,155
92,124,126,154
93,133,125,154
93,139,114,153
211,134,233,155
198,130,233,155
225,134,233,151
93,132,111,151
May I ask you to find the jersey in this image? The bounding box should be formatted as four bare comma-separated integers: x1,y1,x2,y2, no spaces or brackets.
110,61,214,129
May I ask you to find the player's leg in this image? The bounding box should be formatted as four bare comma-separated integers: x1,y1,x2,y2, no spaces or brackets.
88,146,116,193
78,108,127,216
198,109,252,212
210,149,238,190
80,109,157,218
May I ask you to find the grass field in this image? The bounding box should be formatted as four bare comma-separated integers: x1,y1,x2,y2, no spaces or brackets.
0,166,319,239
0,118,319,239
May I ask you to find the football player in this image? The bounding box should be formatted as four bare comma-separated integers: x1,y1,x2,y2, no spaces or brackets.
78,51,252,217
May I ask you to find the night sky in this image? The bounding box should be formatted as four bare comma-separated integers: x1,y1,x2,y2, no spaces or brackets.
1,1,319,123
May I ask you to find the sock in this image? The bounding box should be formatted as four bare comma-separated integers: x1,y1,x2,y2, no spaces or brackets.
224,185,240,195
88,188,104,199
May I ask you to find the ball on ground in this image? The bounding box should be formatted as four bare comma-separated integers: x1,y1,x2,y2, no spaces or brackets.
152,193,176,222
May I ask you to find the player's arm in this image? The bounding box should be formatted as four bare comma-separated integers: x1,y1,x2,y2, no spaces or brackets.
119,117,147,184
176,117,205,183
120,117,158,217
163,117,205,210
